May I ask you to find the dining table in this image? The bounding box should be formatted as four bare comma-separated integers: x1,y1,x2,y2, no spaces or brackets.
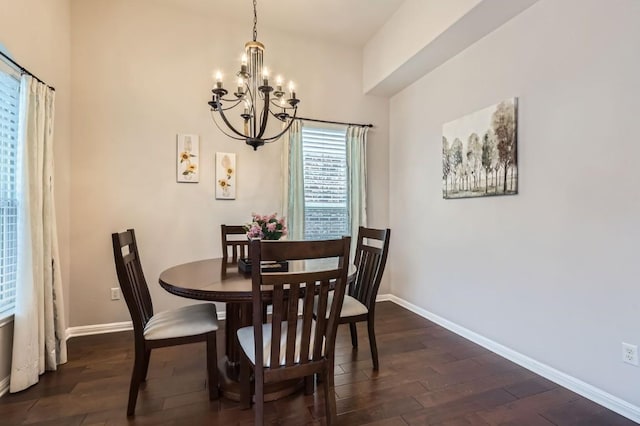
158,257,356,401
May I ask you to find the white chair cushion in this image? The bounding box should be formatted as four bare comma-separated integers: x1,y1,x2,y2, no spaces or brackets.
237,320,323,367
313,292,368,319
144,303,219,341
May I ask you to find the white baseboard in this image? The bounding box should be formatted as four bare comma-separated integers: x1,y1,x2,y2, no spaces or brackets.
386,294,640,424
0,375,9,397
376,293,393,302
65,310,228,340
66,321,133,340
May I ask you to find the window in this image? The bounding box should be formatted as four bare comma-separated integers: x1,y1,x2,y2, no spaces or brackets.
302,126,349,240
0,68,20,316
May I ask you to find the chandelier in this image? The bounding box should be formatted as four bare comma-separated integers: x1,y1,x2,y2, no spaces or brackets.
208,0,300,151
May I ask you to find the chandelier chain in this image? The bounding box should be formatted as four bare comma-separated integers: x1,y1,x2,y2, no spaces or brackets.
253,0,258,42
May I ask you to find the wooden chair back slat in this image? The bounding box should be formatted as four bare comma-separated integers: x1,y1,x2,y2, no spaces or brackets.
354,247,380,305
285,283,300,366
270,285,284,369
125,261,146,323
249,238,350,375
112,229,154,337
313,281,330,361
298,283,316,365
119,230,134,246
221,225,249,265
351,227,391,310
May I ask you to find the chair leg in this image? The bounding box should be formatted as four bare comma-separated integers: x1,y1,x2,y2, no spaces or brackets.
367,316,379,371
349,322,358,348
323,363,338,425
240,354,252,410
141,349,151,382
304,375,314,395
127,346,145,416
255,367,264,426
206,332,220,400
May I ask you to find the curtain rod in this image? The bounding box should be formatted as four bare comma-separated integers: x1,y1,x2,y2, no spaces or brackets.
296,116,373,128
0,50,55,91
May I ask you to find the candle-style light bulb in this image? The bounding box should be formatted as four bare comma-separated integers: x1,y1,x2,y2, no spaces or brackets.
262,67,269,86
276,75,283,92
288,81,296,99
243,100,250,136
240,53,248,75
215,71,223,89
237,77,244,95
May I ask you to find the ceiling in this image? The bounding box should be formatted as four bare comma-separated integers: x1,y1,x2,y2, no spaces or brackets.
154,0,406,47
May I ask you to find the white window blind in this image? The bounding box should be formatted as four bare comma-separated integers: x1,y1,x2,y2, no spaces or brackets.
301,126,349,240
0,70,20,316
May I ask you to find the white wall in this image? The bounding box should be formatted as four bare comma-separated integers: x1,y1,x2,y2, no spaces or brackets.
389,0,640,408
0,0,71,387
363,0,481,93
69,0,389,327
363,0,540,97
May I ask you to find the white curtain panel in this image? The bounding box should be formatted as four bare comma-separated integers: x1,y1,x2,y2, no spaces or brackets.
346,126,368,257
10,76,67,393
283,120,305,240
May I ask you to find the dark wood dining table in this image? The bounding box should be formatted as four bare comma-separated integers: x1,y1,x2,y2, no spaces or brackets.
158,257,355,401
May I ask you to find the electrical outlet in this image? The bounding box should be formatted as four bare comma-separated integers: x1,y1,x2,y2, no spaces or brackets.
110,287,121,301
622,342,639,366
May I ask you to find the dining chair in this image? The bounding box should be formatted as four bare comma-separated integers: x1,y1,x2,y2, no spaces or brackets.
315,227,391,371
112,229,220,416
221,224,249,267
237,237,351,426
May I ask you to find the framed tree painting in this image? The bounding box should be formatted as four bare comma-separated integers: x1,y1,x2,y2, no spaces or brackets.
216,152,236,199
442,98,518,199
176,134,199,183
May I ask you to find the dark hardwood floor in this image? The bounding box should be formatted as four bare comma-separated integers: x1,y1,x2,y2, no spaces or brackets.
0,302,635,425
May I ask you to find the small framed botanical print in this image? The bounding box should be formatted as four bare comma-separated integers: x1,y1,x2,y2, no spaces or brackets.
216,152,236,199
177,134,199,183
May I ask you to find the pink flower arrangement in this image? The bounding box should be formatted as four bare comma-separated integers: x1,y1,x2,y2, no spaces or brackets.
244,213,287,240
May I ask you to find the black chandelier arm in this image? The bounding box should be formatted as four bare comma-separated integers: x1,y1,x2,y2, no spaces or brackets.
268,108,285,120
210,111,247,141
216,108,249,139
255,92,270,139
268,108,294,122
210,108,296,144
269,99,296,109
260,108,298,142
217,98,244,111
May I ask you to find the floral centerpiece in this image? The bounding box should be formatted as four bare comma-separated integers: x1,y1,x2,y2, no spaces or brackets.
244,213,287,240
